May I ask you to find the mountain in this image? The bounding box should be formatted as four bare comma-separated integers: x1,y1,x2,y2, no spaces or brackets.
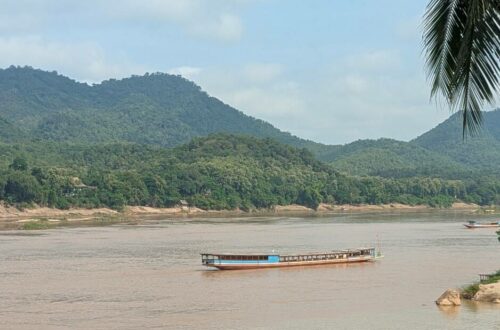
320,138,468,178
1,66,500,209
412,110,500,169
316,110,500,178
0,116,25,142
2,66,500,180
0,66,327,151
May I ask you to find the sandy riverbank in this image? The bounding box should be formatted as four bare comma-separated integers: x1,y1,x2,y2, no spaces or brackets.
0,202,480,222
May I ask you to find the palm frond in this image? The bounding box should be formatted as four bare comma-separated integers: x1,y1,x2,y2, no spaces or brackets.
423,0,500,136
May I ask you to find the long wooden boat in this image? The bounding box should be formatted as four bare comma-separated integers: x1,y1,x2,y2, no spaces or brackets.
464,220,500,229
201,247,380,270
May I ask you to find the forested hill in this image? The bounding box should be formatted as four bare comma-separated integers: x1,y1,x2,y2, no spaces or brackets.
412,110,500,169
0,116,25,142
3,66,500,179
0,66,325,151
319,138,469,178
317,109,500,178
1,134,489,210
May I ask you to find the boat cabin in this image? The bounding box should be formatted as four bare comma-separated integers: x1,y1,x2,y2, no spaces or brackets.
201,254,280,266
201,248,375,266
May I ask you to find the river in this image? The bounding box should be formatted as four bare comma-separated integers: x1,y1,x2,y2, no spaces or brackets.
0,211,498,329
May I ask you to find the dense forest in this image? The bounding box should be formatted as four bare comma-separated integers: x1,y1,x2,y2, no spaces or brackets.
1,134,499,211
2,66,500,175
0,66,326,152
2,67,500,211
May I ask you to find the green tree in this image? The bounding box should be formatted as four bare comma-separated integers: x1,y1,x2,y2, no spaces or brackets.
9,157,28,171
4,172,41,203
297,188,322,210
423,0,499,135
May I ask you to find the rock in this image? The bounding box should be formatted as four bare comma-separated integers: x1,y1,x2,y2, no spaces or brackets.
436,289,461,306
473,282,500,303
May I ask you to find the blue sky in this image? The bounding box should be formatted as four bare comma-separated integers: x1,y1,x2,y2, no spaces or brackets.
0,0,459,144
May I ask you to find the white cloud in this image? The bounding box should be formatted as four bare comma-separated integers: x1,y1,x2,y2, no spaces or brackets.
303,56,449,143
0,36,148,83
168,66,202,79
0,0,248,43
396,15,422,41
190,63,305,126
342,74,369,94
0,0,454,145
346,50,401,72
0,33,451,144
228,83,305,117
106,0,245,41
242,63,283,83
110,0,200,21
188,13,243,42
0,12,42,35
173,51,451,145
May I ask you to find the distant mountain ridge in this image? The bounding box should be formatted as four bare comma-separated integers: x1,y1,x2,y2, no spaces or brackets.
412,111,500,169
0,66,326,151
322,110,500,177
1,66,500,179
321,138,469,178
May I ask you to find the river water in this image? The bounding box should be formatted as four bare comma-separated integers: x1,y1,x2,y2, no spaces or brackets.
0,211,498,329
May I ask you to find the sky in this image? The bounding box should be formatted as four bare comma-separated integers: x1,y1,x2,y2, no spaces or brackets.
0,0,464,144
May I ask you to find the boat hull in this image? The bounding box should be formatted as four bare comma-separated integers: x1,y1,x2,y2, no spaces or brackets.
207,256,374,270
464,224,500,228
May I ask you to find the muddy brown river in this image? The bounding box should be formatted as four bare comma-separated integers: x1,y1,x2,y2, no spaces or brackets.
0,211,499,329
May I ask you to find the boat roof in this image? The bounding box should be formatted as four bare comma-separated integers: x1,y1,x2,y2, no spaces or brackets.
201,253,273,256
201,247,374,257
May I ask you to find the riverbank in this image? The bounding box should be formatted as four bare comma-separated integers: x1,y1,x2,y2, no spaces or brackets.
462,271,500,304
0,201,481,230
0,202,480,219
437,272,500,306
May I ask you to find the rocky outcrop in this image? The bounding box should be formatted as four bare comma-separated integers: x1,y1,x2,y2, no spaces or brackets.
473,282,500,303
436,289,461,306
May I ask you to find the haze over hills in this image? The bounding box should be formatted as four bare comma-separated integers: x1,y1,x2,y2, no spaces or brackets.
1,66,500,178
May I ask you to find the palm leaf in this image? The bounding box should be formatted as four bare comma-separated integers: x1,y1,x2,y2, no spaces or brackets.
423,0,500,136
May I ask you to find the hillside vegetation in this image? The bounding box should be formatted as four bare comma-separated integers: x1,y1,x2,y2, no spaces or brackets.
319,138,469,178
2,66,500,179
320,110,500,178
0,66,326,152
1,134,488,211
1,66,500,211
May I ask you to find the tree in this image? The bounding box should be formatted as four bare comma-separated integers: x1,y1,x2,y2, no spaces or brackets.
423,0,500,136
4,172,41,203
9,157,28,171
297,188,322,210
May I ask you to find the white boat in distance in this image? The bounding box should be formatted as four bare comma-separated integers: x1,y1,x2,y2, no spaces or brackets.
464,220,500,229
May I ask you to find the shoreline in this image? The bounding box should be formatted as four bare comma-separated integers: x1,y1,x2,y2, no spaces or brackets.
0,201,480,219
437,272,500,306
0,202,481,230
